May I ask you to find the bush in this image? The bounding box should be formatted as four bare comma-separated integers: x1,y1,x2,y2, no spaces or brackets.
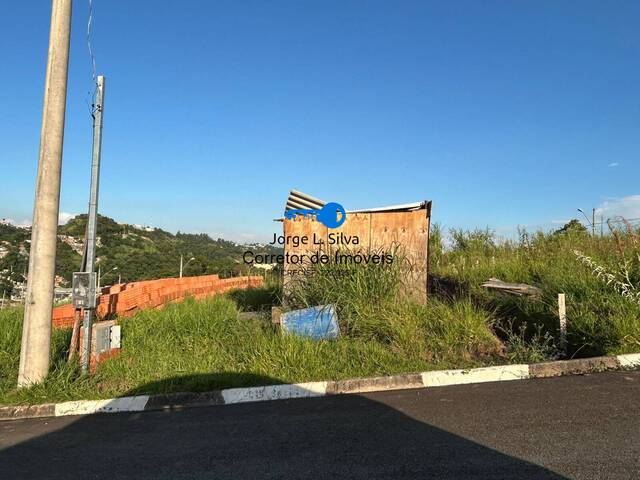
432,223,640,357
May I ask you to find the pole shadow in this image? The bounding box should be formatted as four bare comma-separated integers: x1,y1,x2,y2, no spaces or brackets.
0,373,567,480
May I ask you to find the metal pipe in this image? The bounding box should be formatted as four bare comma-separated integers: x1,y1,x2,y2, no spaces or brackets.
81,75,105,374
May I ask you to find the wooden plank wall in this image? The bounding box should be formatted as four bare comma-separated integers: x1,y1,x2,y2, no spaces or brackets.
283,204,430,301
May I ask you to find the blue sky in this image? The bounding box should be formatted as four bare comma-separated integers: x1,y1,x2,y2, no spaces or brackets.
1,1,639,242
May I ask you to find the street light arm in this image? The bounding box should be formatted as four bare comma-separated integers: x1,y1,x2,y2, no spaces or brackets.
577,209,592,226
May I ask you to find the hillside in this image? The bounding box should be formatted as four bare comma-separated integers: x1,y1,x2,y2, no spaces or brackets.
0,215,281,296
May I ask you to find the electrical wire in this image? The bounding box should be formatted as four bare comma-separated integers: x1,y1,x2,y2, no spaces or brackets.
84,0,99,120
593,217,640,226
87,0,97,84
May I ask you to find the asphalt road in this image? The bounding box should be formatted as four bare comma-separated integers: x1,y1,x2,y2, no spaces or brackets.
1,371,639,479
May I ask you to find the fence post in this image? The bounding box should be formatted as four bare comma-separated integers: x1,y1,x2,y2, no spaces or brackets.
558,293,567,354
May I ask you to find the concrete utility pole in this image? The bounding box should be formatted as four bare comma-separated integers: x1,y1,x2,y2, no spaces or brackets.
18,0,73,387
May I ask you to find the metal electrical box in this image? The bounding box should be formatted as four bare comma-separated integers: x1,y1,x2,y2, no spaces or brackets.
95,323,111,353
92,323,121,354
72,272,97,309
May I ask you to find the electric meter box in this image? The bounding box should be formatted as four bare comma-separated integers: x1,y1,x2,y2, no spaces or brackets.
72,272,97,309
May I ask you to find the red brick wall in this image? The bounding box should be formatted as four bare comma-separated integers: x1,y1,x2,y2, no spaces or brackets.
52,274,263,328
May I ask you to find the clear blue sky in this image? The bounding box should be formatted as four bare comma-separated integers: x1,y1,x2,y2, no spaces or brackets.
1,1,639,241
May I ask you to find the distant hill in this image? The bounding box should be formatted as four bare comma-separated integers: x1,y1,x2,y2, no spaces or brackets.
0,215,281,296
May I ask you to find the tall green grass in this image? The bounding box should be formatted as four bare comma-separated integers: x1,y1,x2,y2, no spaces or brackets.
431,224,640,356
0,307,92,404
3,224,637,405
287,253,504,363
1,288,500,404
227,275,282,311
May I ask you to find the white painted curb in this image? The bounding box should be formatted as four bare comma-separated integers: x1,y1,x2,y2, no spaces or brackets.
221,381,328,405
4,355,637,421
55,395,150,416
617,353,640,368
421,365,530,387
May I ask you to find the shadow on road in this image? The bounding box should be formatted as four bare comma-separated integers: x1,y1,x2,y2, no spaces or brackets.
0,373,566,480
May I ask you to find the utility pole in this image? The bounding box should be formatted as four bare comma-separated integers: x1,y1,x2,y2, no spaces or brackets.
81,75,106,374
98,266,117,289
18,0,73,387
592,208,596,237
180,255,195,278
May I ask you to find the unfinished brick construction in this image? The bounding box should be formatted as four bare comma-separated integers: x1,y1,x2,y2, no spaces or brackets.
51,274,263,328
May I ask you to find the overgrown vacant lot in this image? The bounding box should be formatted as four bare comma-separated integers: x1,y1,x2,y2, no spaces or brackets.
0,290,499,404
430,221,640,359
1,221,639,405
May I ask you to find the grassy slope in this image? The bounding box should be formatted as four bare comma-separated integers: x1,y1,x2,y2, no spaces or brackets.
431,225,640,357
0,291,499,405
2,224,639,405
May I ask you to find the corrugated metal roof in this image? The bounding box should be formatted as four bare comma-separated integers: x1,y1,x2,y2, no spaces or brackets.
347,201,426,214
285,190,325,211
276,191,430,221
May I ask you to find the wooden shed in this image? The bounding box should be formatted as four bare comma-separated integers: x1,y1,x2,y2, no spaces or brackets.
280,191,432,301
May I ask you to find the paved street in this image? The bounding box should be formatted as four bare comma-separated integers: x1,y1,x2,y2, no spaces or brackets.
1,371,639,479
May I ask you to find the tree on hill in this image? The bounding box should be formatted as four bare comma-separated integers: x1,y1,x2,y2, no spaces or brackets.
0,214,282,286
554,219,588,235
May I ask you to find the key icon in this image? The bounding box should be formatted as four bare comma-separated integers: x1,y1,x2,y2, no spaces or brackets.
284,202,346,229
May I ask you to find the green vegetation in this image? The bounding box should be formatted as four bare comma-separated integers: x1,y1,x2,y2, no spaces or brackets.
287,251,503,363
0,308,76,404
0,214,282,296
0,263,505,404
1,218,638,405
431,220,640,358
0,292,482,405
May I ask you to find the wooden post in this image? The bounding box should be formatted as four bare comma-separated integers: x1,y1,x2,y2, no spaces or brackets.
68,309,82,363
558,293,567,354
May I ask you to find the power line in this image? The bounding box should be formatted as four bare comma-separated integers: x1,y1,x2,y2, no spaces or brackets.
84,0,99,120
592,217,640,226
87,0,97,84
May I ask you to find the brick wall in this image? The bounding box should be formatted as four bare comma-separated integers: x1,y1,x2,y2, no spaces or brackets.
52,274,263,328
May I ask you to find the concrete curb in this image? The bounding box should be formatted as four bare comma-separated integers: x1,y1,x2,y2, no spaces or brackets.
1,353,638,421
